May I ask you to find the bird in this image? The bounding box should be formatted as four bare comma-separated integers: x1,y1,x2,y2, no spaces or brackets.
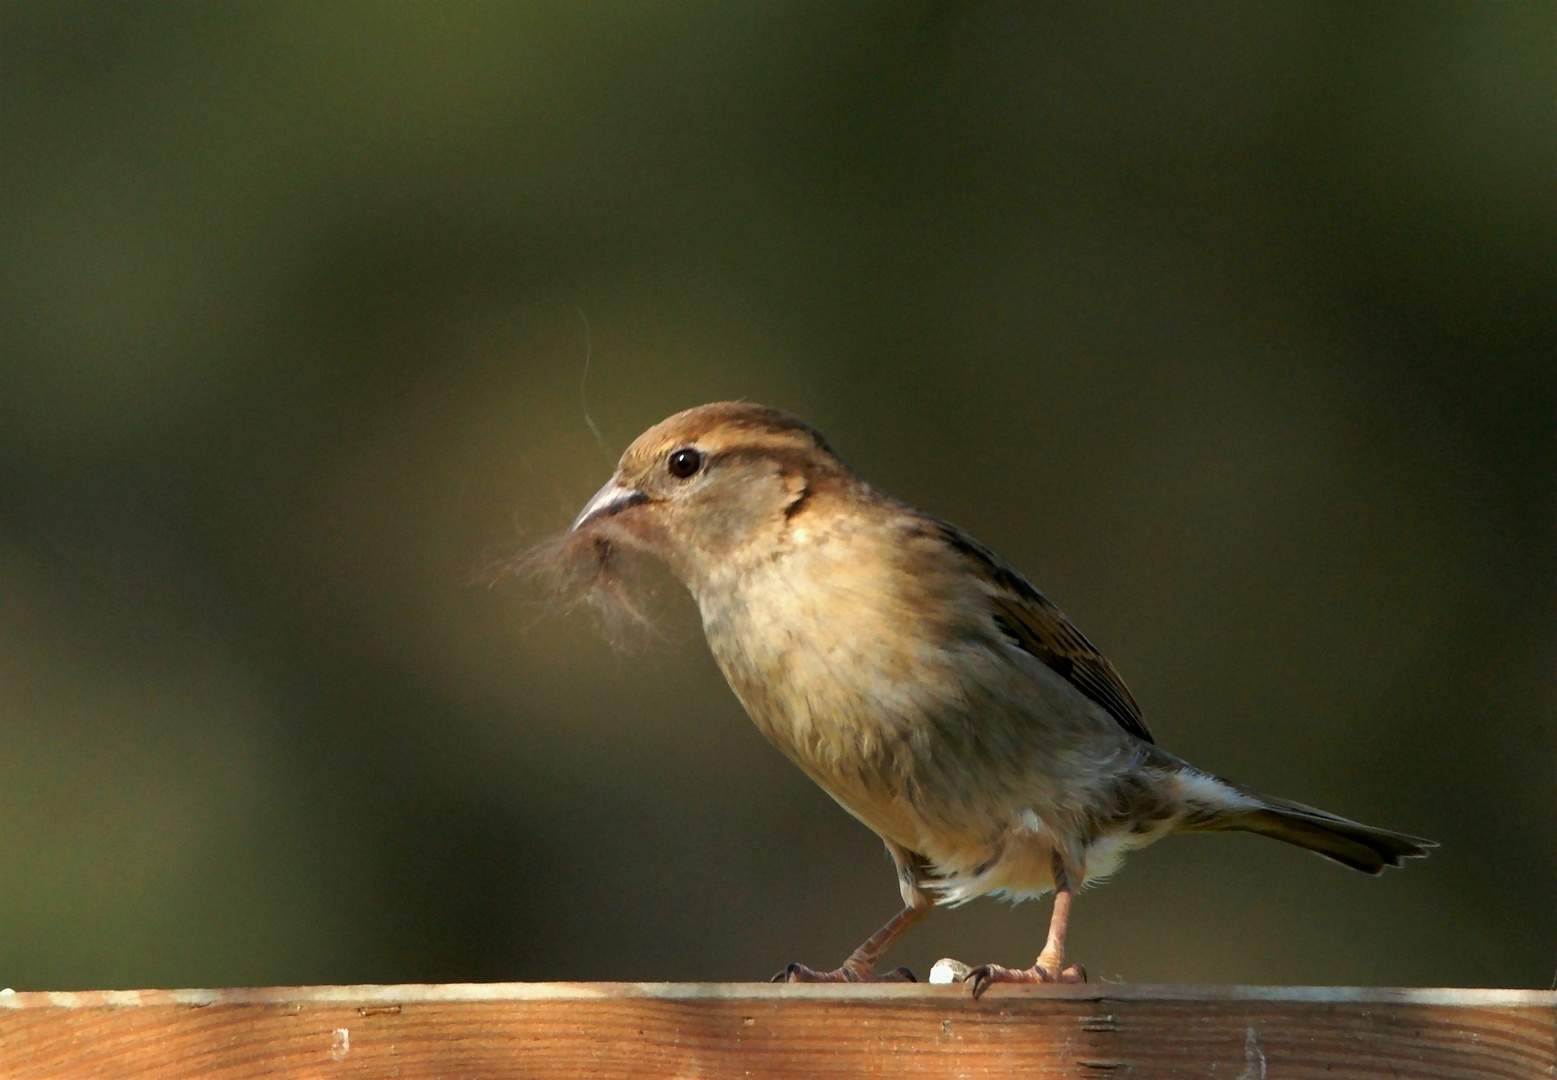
558,401,1434,994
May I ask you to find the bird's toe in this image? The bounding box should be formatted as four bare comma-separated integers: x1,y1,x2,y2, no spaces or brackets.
968,963,1031,998
967,960,1088,997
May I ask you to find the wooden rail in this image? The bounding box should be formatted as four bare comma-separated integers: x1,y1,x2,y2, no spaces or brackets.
1,983,1550,1078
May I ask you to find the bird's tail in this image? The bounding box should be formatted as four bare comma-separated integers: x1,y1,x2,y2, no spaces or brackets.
1203,784,1435,874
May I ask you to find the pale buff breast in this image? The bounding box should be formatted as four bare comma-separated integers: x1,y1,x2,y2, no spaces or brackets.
695,514,962,844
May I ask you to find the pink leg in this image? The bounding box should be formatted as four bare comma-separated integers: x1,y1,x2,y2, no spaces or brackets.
775,842,933,983
965,885,1087,998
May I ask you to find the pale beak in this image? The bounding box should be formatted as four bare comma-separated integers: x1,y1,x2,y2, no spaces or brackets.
569,479,649,533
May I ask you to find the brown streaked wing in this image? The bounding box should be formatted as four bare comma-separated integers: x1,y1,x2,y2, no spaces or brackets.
932,519,1154,744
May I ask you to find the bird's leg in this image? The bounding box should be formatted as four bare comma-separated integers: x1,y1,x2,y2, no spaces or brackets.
964,885,1088,996
774,842,932,983
951,862,1088,997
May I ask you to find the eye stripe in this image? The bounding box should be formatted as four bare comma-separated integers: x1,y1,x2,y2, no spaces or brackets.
701,444,840,475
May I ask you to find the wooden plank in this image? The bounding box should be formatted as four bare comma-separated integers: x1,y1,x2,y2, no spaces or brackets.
0,984,1551,1079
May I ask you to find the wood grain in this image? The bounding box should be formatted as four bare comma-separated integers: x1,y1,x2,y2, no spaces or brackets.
1,984,1550,1079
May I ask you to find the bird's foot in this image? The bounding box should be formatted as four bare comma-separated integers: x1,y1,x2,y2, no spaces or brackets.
771,961,917,983
929,957,1085,997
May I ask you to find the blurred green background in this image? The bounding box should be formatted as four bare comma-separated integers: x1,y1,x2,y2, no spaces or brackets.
0,2,1551,992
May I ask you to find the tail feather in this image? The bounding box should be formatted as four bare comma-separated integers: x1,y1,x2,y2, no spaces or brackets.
1212,787,1435,875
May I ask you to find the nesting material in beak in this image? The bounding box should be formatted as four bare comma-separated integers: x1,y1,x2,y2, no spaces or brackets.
501,480,659,650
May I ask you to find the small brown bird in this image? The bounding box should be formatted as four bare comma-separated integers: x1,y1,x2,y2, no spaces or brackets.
559,402,1433,993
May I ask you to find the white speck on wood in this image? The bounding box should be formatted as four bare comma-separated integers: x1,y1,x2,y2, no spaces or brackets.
1240,1025,1267,1080
330,1027,350,1061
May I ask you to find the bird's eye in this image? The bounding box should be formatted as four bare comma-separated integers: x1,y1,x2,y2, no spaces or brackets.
667,447,703,479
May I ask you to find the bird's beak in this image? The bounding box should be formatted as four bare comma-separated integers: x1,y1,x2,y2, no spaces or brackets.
569,478,649,533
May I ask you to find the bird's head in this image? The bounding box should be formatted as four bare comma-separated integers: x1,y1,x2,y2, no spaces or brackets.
566,402,857,591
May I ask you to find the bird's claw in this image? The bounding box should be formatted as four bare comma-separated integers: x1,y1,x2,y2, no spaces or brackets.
933,960,1086,997
770,961,917,983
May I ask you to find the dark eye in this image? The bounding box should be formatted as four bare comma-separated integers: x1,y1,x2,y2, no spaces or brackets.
667,447,703,479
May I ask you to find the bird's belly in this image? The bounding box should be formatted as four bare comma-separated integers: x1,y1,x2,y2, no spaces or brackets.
715,638,1175,899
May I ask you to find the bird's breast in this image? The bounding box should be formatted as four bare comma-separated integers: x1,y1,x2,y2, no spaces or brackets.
693,522,982,843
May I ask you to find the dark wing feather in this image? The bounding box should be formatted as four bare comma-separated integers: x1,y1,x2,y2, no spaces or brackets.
933,519,1153,744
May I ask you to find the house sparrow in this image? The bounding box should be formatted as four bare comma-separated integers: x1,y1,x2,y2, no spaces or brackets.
557,402,1433,994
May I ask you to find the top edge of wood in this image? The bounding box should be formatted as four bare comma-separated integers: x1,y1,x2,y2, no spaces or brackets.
1,983,1551,1010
